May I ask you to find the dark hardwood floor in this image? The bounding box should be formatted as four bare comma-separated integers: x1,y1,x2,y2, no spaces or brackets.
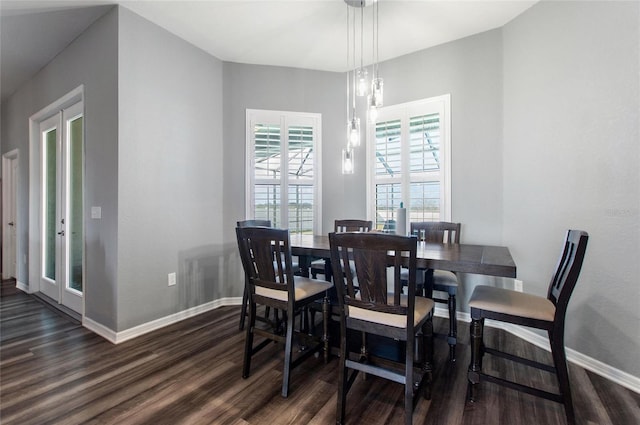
1,279,639,424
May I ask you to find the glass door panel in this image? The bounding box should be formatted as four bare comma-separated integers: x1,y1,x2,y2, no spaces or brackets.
43,128,58,282
67,116,83,293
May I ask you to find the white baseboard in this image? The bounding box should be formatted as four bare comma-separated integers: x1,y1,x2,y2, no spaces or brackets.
432,308,640,394
83,297,243,345
83,316,118,343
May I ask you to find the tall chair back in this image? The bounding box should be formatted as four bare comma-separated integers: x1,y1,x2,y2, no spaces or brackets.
309,219,372,280
236,226,293,302
548,230,589,315
410,221,460,244
331,232,417,329
335,219,373,233
236,219,273,330
237,219,272,228
406,221,461,360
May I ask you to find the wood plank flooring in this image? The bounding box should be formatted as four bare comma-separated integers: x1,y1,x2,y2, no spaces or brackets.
1,280,639,425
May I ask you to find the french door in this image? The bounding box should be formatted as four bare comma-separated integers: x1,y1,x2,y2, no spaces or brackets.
38,102,84,314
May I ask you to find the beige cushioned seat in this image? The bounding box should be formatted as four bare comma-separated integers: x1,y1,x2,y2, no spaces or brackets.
433,270,457,287
256,276,332,302
468,285,555,322
349,294,435,328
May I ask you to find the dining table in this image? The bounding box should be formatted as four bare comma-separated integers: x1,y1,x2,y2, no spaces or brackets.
289,233,517,363
290,233,517,281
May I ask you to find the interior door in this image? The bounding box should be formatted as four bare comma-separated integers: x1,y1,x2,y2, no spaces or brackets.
2,153,18,279
39,102,84,314
8,158,17,278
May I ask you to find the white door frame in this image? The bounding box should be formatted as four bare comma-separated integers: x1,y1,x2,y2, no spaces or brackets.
2,149,19,280
29,85,84,315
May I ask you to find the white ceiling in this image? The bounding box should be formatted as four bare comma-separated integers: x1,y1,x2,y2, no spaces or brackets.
0,0,537,102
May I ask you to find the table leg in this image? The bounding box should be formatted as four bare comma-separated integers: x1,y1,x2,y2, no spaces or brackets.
297,255,310,278
467,317,483,401
323,258,333,282
322,294,330,363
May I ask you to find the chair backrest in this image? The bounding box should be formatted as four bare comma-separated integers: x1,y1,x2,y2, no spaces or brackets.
329,232,418,328
410,221,461,244
547,230,589,319
237,219,272,228
236,226,293,299
335,219,373,233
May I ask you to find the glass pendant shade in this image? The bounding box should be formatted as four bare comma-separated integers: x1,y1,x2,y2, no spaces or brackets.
372,77,384,107
348,117,361,147
357,68,368,97
368,96,378,123
342,147,354,174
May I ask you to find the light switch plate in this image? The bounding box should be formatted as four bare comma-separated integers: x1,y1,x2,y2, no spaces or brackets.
91,206,102,219
514,279,524,292
168,272,177,286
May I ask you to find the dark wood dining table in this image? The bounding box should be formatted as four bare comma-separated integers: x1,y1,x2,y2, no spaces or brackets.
289,233,517,362
290,234,517,280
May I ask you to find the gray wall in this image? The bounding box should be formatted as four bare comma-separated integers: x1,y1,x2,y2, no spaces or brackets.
0,7,119,329
380,29,504,245
222,62,349,289
222,62,352,237
503,1,640,376
117,7,224,330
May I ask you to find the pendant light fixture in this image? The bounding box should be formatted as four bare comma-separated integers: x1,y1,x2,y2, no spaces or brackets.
348,1,360,148
343,0,384,174
368,0,383,123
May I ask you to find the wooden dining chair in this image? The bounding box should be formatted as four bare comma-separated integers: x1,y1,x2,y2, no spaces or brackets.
237,219,272,331
401,221,461,361
467,230,589,425
236,226,333,397
329,231,434,425
310,219,372,279
237,219,305,331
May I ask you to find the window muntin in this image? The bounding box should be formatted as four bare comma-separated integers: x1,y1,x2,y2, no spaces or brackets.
247,110,321,235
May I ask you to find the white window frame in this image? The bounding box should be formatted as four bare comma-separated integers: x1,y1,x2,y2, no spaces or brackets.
366,94,451,228
245,109,322,235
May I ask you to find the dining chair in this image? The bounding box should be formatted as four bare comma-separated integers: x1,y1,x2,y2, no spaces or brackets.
401,221,461,361
237,219,305,330
236,226,333,397
467,230,589,425
237,220,272,331
310,219,373,280
329,231,434,425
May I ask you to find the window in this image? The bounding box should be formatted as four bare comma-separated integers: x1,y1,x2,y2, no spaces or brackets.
367,95,451,231
246,109,322,235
